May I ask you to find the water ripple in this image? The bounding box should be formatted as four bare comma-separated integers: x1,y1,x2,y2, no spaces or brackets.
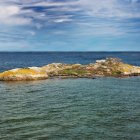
0,78,140,139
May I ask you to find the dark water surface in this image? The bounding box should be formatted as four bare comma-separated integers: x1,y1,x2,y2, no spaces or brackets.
0,52,140,140
0,52,140,72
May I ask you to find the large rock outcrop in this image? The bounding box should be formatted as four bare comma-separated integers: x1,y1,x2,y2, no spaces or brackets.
0,58,140,81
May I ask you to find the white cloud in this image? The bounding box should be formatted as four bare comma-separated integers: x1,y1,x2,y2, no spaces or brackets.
0,6,19,17
0,5,31,25
78,0,140,18
0,1,76,26
34,1,78,7
52,15,73,23
0,0,139,26
53,18,72,23
28,31,36,36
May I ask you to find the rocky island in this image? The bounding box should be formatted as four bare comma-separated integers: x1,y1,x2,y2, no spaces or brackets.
0,58,140,81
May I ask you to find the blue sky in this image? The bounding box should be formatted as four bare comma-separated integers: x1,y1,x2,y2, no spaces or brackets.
0,0,140,51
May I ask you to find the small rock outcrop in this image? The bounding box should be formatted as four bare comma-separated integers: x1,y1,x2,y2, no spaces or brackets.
0,67,48,81
0,58,140,81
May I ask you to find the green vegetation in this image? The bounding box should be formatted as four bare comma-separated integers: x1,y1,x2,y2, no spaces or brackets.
58,68,88,76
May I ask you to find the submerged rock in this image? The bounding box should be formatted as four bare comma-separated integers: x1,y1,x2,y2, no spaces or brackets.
0,58,140,81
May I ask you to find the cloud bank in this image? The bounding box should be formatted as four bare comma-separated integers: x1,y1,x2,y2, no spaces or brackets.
78,0,140,18
0,0,140,25
0,0,140,51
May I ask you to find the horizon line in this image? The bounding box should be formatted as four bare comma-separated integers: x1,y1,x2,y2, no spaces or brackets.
0,51,140,53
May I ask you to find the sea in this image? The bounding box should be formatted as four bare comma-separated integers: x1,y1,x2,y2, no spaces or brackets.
0,52,140,140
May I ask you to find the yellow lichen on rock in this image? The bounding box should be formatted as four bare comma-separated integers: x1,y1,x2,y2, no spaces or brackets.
0,68,48,81
117,63,133,75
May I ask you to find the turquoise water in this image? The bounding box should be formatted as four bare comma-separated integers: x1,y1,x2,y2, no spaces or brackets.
0,77,140,140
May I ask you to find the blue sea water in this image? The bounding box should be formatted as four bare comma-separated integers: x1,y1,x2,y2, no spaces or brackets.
0,52,140,72
0,52,140,140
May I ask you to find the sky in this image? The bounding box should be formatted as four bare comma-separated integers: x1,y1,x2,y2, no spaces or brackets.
0,0,140,51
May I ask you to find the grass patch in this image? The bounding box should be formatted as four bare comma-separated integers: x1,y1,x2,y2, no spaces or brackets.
59,68,87,76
